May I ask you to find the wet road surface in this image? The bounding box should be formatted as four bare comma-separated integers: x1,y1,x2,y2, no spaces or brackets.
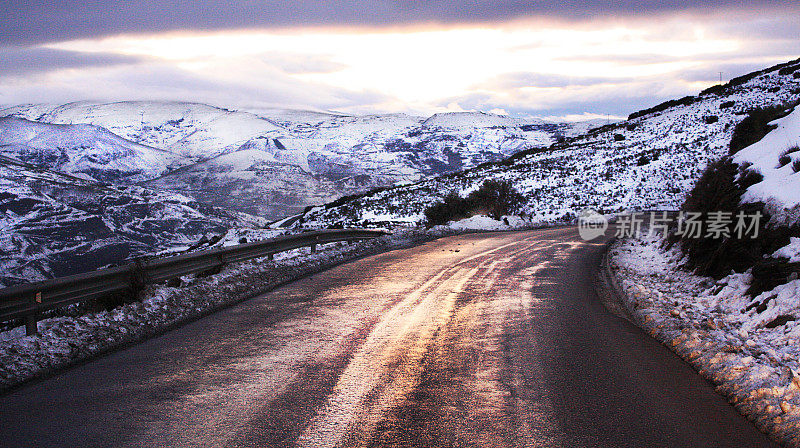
0,228,779,447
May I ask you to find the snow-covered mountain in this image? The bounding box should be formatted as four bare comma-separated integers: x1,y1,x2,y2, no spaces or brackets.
0,155,263,287
0,117,183,183
0,102,581,218
296,58,800,228
2,101,286,160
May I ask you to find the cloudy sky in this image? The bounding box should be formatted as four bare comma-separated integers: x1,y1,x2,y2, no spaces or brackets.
1,1,798,119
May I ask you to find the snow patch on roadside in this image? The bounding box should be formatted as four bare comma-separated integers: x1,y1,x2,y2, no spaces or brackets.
436,214,529,231
610,235,800,447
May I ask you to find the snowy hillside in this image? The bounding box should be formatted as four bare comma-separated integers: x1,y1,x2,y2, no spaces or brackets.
1,102,581,219
144,147,358,217
297,58,800,228
0,156,262,287
733,107,800,225
0,117,182,183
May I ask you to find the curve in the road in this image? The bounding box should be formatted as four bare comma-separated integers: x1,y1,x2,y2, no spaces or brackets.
0,228,779,448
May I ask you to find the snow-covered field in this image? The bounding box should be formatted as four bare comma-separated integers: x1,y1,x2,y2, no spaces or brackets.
434,214,531,231
610,235,800,446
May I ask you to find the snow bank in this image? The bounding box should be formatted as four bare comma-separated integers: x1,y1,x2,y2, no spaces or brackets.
0,227,458,391
773,237,800,263
609,236,800,446
437,215,528,231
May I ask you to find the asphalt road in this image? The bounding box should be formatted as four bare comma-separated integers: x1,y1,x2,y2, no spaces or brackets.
0,228,778,447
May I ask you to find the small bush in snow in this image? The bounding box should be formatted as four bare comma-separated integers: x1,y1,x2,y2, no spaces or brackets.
424,191,473,227
729,104,794,154
671,156,800,294
466,179,526,220
423,180,525,226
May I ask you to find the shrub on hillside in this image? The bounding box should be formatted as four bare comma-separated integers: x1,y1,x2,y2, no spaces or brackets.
670,157,800,293
670,158,769,278
778,147,800,169
628,95,698,120
423,191,473,227
467,179,526,220
729,105,793,154
423,180,525,226
747,259,800,297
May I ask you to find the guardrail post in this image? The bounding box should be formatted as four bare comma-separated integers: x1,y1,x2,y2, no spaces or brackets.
310,244,317,254
25,292,41,336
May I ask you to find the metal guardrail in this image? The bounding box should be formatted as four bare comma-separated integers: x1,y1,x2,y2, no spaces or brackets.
0,229,388,336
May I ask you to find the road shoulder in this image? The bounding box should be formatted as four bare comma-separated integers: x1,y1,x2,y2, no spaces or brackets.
605,236,800,447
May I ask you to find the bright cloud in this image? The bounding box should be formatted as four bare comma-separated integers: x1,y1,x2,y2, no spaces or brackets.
1,11,798,118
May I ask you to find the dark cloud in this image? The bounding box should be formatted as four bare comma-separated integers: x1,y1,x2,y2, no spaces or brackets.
710,15,800,40
0,47,143,76
0,0,790,46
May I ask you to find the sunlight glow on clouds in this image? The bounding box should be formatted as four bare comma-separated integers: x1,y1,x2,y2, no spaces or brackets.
1,10,796,119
